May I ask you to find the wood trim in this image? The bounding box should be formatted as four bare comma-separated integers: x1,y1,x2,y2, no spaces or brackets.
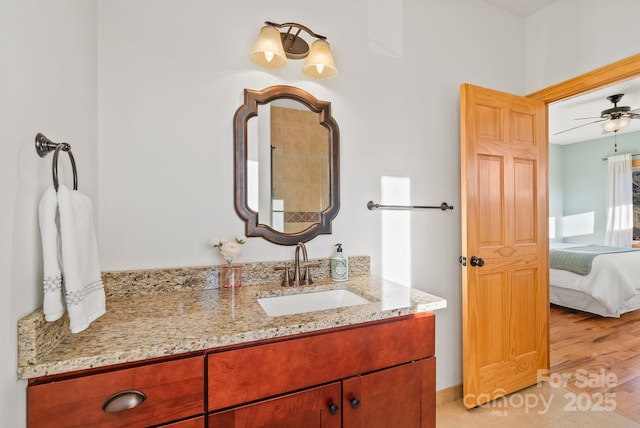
527,54,640,103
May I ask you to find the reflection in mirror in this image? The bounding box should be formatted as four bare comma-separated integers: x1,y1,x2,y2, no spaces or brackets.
235,86,339,245
247,100,329,233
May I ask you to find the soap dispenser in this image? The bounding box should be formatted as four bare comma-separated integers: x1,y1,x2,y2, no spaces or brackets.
331,243,349,282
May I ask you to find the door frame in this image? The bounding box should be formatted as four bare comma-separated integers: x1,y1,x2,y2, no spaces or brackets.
526,55,640,104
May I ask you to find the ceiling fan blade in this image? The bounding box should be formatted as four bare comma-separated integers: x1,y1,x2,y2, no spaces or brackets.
573,116,602,120
553,119,606,135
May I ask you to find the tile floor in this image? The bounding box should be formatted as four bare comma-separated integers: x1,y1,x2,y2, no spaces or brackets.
436,382,640,427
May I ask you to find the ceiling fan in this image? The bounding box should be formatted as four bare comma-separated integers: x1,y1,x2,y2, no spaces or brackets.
554,93,640,135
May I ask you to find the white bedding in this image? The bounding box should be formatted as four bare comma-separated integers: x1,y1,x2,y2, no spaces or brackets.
549,243,640,317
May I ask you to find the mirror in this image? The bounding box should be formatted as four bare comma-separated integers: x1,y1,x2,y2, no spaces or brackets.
234,86,340,245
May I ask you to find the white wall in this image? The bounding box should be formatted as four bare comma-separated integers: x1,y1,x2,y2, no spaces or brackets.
0,1,97,427
550,131,640,245
4,0,640,426
96,0,526,394
526,0,640,93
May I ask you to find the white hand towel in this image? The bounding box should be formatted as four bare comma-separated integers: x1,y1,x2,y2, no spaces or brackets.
57,185,106,333
38,186,65,321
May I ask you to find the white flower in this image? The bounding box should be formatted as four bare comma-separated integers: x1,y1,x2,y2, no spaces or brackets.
209,236,246,266
221,241,243,258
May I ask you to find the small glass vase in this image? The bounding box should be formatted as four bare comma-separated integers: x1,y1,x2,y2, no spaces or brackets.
220,264,242,289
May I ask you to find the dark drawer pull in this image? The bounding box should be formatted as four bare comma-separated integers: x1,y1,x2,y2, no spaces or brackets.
328,402,339,415
350,397,361,409
102,390,146,413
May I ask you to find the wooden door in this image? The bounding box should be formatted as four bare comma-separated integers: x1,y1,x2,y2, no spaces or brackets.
460,84,549,408
342,358,435,428
208,382,341,428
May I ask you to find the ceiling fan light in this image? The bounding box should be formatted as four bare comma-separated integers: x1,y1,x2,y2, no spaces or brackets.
602,117,631,132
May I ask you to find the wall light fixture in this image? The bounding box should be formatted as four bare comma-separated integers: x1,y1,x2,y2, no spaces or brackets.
249,21,337,79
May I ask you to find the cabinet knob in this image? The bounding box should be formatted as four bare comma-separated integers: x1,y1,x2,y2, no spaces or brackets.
349,397,361,409
102,390,146,413
327,402,339,415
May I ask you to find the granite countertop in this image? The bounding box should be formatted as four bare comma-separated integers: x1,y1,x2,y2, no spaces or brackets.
17,274,446,380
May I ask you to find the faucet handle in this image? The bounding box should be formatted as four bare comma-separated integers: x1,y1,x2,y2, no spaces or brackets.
274,265,292,287
301,262,321,285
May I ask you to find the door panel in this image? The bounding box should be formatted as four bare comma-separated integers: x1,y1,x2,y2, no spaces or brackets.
475,273,505,368
460,83,549,408
514,159,536,243
477,154,504,246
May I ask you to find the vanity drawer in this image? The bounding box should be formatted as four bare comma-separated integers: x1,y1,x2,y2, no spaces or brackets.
28,356,204,428
207,313,435,411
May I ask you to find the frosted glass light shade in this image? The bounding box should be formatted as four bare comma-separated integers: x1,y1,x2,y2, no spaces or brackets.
602,117,631,132
249,25,287,69
302,39,337,79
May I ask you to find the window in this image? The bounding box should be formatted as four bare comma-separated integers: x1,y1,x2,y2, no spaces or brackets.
633,160,640,241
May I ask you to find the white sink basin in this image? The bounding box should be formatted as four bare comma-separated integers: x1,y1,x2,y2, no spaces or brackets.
258,289,371,317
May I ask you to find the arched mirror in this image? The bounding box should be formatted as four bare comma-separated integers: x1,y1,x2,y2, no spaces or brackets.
234,86,340,245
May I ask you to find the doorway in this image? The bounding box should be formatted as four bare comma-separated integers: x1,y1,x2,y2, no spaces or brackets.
528,53,640,423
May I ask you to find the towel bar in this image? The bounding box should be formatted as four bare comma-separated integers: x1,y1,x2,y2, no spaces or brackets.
35,133,78,191
367,201,454,211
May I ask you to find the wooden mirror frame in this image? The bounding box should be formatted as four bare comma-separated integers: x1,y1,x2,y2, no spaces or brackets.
234,85,340,245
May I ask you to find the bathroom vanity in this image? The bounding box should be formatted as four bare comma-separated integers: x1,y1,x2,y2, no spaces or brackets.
19,272,445,427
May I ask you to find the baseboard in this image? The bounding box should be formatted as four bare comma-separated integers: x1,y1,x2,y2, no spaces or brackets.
436,384,462,406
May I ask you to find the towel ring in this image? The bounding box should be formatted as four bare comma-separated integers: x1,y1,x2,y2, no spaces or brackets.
35,133,78,191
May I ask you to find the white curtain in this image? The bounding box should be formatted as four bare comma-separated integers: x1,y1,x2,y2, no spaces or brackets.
605,153,633,247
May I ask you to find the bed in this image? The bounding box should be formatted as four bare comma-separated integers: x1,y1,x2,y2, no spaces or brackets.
549,242,640,317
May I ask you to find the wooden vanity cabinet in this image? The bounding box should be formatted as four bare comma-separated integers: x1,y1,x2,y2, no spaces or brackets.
26,313,435,428
207,313,436,428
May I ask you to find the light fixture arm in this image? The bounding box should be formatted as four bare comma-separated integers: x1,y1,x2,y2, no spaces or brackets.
264,21,327,40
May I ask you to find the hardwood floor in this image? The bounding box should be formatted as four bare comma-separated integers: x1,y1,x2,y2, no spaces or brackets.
550,305,640,423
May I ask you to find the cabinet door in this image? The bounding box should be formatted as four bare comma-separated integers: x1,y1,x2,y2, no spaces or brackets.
342,358,435,428
208,382,341,428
